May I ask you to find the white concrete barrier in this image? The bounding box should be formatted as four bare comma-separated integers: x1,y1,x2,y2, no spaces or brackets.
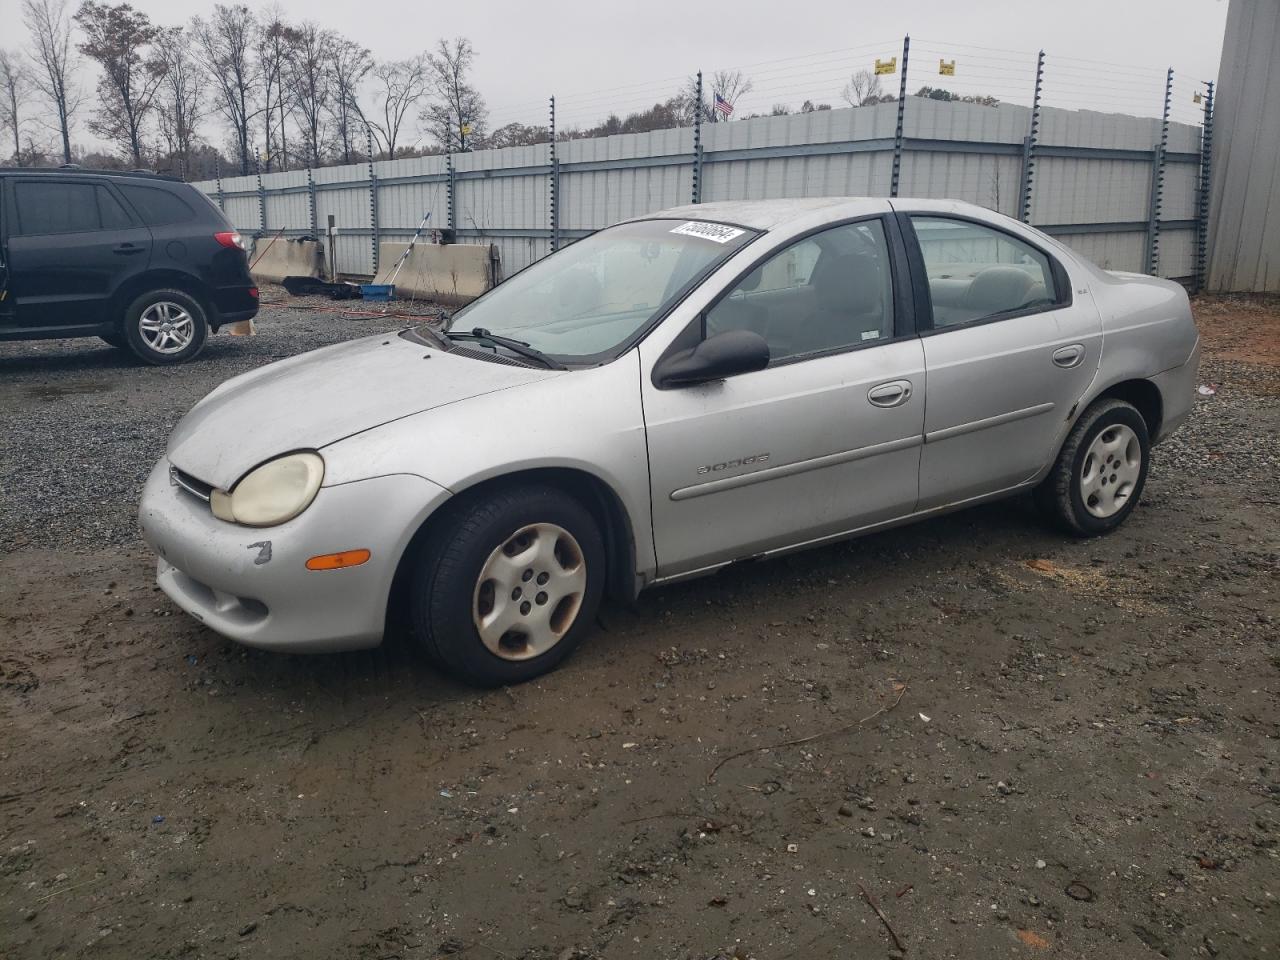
373,242,499,305
249,237,325,283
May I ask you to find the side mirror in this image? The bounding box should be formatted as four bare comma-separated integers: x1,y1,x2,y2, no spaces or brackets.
654,329,770,388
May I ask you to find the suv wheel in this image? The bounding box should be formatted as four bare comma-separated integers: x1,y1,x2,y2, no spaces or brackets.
122,289,208,364
1034,398,1151,536
411,485,606,686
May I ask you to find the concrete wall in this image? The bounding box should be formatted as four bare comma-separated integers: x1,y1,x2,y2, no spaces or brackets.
248,236,324,283
197,97,1204,284
1208,0,1280,293
372,242,498,305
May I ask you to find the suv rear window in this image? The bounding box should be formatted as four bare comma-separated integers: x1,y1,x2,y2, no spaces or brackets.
119,184,196,225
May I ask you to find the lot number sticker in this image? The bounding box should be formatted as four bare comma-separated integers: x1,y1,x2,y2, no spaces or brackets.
670,221,745,244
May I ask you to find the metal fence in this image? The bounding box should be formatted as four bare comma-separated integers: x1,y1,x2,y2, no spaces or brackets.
196,38,1212,286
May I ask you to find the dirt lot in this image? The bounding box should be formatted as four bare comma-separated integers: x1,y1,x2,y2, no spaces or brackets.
1,292,1277,960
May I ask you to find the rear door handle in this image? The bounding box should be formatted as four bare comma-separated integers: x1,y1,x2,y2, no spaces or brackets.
1052,344,1085,368
113,244,144,255
868,379,912,408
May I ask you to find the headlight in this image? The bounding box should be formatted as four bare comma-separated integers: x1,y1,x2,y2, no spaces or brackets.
210,452,324,526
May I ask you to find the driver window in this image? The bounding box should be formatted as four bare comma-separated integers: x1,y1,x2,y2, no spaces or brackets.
705,219,895,362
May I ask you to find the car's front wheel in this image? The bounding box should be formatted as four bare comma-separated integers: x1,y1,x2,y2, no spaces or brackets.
122,289,209,364
1035,398,1151,536
411,485,606,686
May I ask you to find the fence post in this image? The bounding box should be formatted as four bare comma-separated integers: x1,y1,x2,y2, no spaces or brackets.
692,70,704,204
549,95,560,251
214,156,225,211
890,36,910,198
1018,50,1045,223
446,152,456,234
1146,67,1174,276
1194,81,1215,293
255,156,266,234
366,125,379,275
306,167,317,237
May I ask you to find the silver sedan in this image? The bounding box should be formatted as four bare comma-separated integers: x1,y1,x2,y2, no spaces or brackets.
139,198,1200,685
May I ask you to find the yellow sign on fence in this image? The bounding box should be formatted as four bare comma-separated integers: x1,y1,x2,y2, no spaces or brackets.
939,59,956,76
875,57,897,76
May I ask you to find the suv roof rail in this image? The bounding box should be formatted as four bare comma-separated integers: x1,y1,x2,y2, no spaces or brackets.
0,166,181,182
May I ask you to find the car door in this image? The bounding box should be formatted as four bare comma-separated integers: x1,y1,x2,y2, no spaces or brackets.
4,177,151,329
900,212,1102,509
640,215,926,579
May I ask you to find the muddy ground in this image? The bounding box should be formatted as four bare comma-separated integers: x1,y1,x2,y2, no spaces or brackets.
1,292,1277,960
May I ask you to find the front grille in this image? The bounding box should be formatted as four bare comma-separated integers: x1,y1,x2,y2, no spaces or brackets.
170,465,214,503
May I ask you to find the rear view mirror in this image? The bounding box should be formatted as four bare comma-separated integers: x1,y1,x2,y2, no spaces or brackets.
654,329,770,388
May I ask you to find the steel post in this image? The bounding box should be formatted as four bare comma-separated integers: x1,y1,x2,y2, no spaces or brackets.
1147,67,1174,275
549,96,560,251
1019,50,1045,223
255,157,266,233
214,156,225,211
366,125,379,274
1194,81,1214,292
890,36,910,198
447,153,456,233
692,70,704,204
306,167,317,237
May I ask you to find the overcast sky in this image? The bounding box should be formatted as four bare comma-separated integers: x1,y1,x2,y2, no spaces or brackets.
4,0,1229,145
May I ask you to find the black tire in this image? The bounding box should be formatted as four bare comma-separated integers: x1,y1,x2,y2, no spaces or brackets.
121,288,209,365
1034,398,1150,537
410,485,606,686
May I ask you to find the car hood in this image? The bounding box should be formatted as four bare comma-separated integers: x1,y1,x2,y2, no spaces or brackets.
167,333,559,488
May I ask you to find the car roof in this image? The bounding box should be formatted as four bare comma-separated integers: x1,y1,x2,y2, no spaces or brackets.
643,196,996,231
0,166,181,183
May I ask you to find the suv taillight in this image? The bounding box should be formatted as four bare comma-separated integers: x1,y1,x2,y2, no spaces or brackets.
214,231,245,251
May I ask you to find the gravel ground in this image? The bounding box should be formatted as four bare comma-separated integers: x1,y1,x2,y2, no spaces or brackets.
0,291,1277,960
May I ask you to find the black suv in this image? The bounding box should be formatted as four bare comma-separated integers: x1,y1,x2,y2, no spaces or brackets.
0,167,258,364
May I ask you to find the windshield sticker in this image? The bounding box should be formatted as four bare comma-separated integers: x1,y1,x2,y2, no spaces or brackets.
670,221,746,244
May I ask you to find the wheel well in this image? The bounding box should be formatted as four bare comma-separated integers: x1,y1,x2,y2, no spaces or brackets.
1095,379,1163,438
382,467,639,641
108,271,214,330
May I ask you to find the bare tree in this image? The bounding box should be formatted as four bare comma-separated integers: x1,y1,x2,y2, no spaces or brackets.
74,1,165,167
191,4,258,174
152,27,204,178
708,69,752,121
423,38,486,152
23,0,80,163
258,11,296,171
368,55,428,157
0,51,30,161
285,22,334,168
328,37,370,164
841,69,886,107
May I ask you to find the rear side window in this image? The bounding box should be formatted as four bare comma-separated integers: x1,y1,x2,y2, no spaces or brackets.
119,184,196,225
910,216,1060,329
13,181,101,235
97,187,133,229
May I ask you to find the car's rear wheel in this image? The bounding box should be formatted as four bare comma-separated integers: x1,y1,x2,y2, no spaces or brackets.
410,485,606,686
1034,398,1150,536
122,289,208,365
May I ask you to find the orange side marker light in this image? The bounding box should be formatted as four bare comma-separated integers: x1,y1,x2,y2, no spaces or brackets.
306,549,371,571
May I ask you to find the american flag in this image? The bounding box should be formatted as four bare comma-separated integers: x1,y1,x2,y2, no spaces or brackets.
713,93,734,117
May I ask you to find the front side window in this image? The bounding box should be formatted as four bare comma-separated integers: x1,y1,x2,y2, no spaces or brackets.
705,218,895,362
441,219,757,362
13,181,101,235
910,216,1058,329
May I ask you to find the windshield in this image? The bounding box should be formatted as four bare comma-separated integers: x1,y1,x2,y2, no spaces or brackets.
440,218,757,362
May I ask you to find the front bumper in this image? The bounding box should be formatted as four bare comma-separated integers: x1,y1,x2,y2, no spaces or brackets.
139,458,450,652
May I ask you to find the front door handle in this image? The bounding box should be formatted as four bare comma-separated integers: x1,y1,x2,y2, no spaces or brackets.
1052,344,1085,368
868,379,912,408
113,244,144,255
